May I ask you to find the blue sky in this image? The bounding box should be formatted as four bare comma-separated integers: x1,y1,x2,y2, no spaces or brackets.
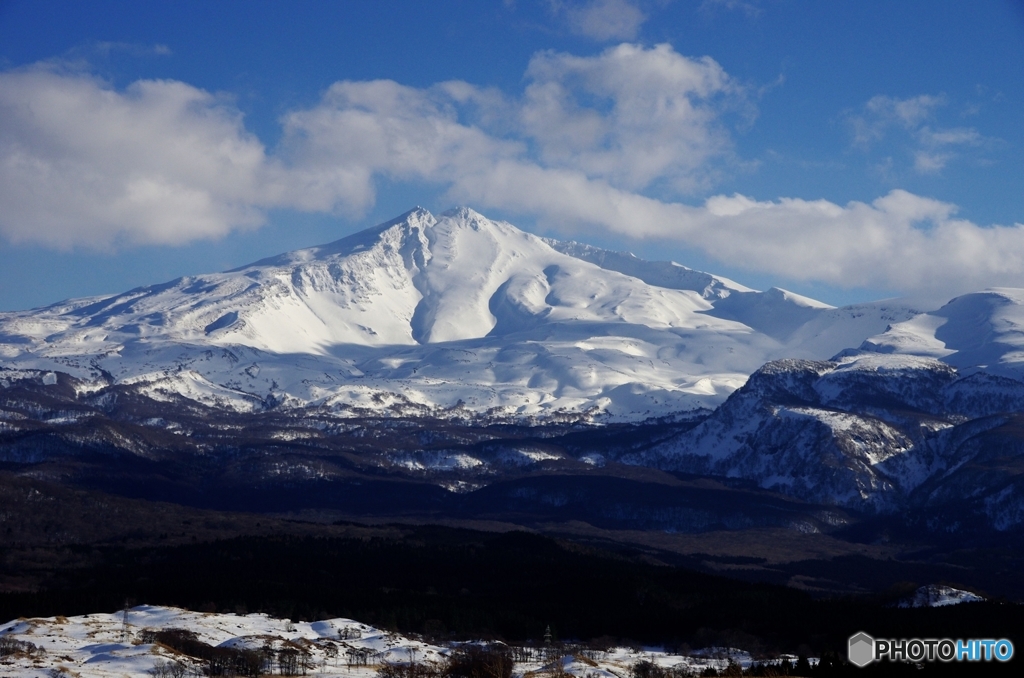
0,0,1022,310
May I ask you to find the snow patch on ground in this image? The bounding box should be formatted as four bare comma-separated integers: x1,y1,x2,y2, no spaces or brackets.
0,606,805,678
897,585,984,608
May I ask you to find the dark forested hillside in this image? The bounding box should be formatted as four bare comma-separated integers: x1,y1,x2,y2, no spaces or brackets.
2,525,1021,661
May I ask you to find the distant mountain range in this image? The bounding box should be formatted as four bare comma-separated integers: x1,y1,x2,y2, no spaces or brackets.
3,207,1024,536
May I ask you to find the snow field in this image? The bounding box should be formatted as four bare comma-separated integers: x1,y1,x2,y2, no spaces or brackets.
0,207,969,422
0,606,773,678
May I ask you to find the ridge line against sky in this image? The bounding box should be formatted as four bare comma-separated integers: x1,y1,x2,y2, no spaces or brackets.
0,0,1022,310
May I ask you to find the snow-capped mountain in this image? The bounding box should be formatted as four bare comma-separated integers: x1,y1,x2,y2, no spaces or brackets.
6,206,1024,531
0,207,920,421
859,288,1024,376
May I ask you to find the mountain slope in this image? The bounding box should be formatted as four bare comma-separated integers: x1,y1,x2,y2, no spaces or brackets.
860,288,1024,376
631,351,1024,529
1,207,912,422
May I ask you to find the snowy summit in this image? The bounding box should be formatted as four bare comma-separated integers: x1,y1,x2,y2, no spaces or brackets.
0,207,1001,422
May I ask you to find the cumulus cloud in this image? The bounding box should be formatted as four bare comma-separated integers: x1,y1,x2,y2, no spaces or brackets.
1,47,1020,297
912,151,952,174
0,65,277,248
563,0,647,41
275,79,525,216
274,68,1024,296
277,58,1023,296
518,43,740,192
678,191,1024,295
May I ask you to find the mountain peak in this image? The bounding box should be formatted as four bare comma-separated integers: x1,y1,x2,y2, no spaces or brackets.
402,205,437,229
439,206,486,221
0,206,939,421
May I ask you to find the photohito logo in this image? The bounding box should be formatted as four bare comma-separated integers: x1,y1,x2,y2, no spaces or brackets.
848,632,1014,666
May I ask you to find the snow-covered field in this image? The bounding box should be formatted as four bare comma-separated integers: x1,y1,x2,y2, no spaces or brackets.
0,606,775,678
897,585,986,609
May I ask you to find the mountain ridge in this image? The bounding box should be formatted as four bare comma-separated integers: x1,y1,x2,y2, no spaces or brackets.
0,207,927,421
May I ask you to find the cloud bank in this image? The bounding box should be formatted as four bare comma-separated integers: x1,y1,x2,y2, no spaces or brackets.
1,45,1022,296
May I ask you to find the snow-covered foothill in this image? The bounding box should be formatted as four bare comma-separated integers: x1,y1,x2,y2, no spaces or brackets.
0,605,791,678
897,585,985,608
0,605,447,678
636,351,1024,513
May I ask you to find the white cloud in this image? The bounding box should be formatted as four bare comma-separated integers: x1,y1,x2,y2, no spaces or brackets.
850,94,944,146
563,0,647,41
276,79,523,214
919,126,982,146
277,60,1021,296
877,94,944,128
0,66,275,248
913,151,951,174
274,43,742,207
1,49,1020,298
699,0,763,19
849,94,988,176
678,190,1024,295
445,159,1024,297
518,43,740,192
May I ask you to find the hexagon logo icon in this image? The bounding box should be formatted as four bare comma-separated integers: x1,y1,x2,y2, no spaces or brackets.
848,632,875,668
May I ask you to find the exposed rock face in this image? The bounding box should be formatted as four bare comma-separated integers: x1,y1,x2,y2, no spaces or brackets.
630,353,1024,529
